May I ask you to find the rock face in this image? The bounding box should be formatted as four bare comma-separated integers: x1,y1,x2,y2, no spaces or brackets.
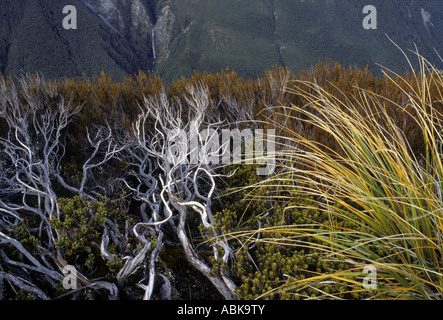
1,0,443,81
81,0,155,65
153,3,175,65
78,0,175,71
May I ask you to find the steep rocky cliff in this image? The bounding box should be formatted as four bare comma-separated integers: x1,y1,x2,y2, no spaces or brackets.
1,0,443,81
81,0,156,65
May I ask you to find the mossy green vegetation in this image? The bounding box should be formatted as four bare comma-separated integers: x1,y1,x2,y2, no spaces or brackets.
49,196,127,258
211,164,385,299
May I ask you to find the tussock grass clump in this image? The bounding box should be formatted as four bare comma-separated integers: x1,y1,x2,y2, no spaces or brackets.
251,53,443,299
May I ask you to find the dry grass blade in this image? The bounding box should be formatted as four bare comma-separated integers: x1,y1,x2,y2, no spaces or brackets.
235,50,443,299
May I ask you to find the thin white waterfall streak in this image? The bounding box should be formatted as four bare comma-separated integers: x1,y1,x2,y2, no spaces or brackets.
152,29,156,60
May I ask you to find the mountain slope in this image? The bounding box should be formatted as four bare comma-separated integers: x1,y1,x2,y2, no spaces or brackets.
154,0,443,80
1,0,443,81
0,0,151,81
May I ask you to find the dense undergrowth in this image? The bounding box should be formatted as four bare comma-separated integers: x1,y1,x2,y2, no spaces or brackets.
1,57,442,300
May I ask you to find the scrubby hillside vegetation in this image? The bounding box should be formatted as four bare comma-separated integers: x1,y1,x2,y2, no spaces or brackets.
1,56,442,300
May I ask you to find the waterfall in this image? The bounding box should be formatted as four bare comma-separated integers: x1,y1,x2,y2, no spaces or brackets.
152,29,157,60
